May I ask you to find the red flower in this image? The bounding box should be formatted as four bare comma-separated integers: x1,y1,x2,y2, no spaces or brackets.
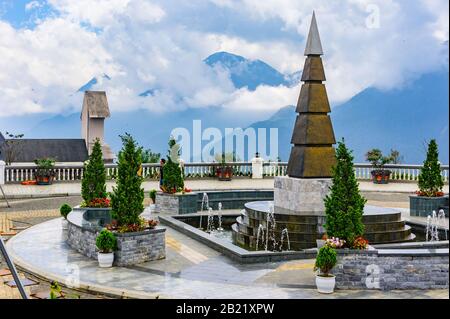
352,236,369,250
88,198,111,208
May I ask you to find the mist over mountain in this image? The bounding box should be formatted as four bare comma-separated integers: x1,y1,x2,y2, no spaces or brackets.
249,70,449,164
204,52,300,90
5,52,448,164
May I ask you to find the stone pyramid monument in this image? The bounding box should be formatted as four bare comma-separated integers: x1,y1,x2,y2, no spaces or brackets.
274,12,336,216
287,11,336,178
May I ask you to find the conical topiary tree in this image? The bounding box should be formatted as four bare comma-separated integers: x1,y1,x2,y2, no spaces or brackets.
418,139,444,197
81,138,107,205
110,133,144,226
162,137,184,193
324,139,367,245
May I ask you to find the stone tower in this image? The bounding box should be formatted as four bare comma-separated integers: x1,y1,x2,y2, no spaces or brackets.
287,11,336,178
81,91,114,163
274,12,335,216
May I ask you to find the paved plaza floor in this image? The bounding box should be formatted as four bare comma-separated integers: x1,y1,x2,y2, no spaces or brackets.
4,217,449,299
1,180,448,299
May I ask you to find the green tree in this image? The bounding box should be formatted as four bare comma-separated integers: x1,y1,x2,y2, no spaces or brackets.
418,139,444,197
325,139,367,244
110,134,144,226
162,137,184,193
0,131,24,165
142,149,161,163
81,139,107,204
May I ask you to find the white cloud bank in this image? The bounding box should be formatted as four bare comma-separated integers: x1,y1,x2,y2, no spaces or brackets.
0,0,448,117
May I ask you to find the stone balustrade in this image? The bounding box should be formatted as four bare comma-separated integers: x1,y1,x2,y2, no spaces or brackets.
2,161,448,184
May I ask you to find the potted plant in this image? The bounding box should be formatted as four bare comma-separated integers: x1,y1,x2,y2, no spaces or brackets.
34,158,56,185
216,153,233,181
410,139,448,217
365,149,394,184
96,229,117,268
314,245,337,294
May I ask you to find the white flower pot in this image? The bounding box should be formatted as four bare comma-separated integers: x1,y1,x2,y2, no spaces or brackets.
315,274,336,294
98,252,114,268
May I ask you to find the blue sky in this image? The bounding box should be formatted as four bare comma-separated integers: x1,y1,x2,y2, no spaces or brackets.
0,0,448,118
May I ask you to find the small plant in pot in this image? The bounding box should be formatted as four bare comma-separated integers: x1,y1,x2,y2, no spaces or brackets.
216,152,233,181
34,158,56,185
314,245,337,294
365,149,395,184
96,229,117,268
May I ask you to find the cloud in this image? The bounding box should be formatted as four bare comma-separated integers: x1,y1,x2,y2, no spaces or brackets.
25,1,43,11
0,0,448,118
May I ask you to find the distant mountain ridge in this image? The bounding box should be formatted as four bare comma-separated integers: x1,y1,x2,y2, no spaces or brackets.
247,70,449,164
9,51,449,165
204,51,300,90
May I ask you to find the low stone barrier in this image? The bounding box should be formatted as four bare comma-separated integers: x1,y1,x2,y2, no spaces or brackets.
67,209,166,266
333,248,449,290
155,192,198,215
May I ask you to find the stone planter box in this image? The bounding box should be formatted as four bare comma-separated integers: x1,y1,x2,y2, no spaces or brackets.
410,195,449,217
333,248,449,290
67,209,166,266
154,192,198,215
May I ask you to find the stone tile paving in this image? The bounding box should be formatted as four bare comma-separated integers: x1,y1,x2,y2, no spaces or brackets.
5,218,449,299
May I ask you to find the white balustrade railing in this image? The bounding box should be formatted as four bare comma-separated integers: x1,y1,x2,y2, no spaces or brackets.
3,162,449,184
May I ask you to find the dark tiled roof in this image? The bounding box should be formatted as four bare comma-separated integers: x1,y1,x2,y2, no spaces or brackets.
0,139,88,163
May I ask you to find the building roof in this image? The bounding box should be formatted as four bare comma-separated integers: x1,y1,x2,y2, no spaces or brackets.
304,11,323,56
81,91,110,118
0,139,88,163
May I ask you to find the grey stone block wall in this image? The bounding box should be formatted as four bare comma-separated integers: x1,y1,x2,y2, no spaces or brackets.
410,195,449,217
67,221,166,266
333,251,449,290
155,192,197,215
274,176,332,215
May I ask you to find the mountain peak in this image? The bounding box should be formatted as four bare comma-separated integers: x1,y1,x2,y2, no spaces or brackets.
204,51,246,67
204,51,299,90
77,74,111,92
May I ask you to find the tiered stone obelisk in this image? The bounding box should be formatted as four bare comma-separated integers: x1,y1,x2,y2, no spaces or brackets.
274,12,336,216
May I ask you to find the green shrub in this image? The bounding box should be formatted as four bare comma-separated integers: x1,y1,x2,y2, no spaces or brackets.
142,149,161,163
81,138,107,204
325,140,367,245
59,204,72,219
162,137,184,193
34,158,56,178
149,189,157,203
110,133,145,227
96,229,117,253
418,139,444,197
314,246,337,276
365,149,394,171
